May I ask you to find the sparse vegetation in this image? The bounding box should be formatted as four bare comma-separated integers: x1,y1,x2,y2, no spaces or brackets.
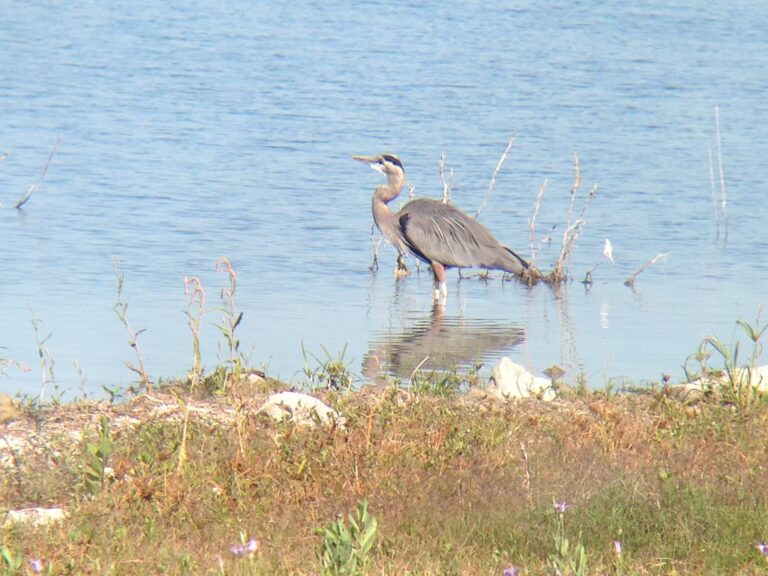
302,343,356,392
3,260,768,574
3,369,768,574
317,499,378,576
683,315,768,408
1,213,767,573
215,257,246,388
112,257,151,393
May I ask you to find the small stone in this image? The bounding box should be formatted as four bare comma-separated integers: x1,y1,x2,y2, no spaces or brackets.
3,507,67,528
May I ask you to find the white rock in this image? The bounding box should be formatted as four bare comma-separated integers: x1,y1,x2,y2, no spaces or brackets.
747,365,768,391
681,364,768,397
488,357,557,401
259,392,345,428
3,507,67,528
667,383,706,403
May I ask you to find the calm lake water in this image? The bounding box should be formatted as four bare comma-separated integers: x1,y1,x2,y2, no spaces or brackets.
2,1,767,398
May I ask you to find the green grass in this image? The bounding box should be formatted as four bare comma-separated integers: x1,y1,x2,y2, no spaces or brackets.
3,380,768,575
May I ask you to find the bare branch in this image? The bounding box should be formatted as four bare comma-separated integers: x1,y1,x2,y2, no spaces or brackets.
438,152,452,204
714,106,728,239
707,146,720,239
528,179,547,269
476,137,515,219
624,252,670,288
14,135,62,209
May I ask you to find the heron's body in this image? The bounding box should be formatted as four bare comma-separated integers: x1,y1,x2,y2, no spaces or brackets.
355,153,528,302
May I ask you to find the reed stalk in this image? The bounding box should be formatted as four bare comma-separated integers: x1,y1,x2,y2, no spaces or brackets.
14,135,62,209
112,258,151,393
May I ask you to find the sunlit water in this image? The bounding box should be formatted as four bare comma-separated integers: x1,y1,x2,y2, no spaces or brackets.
2,1,767,398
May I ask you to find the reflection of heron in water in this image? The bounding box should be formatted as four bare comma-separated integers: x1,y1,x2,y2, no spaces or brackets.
362,303,526,383
353,153,529,303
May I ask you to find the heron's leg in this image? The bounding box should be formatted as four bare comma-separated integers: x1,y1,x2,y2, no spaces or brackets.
431,262,448,304
394,253,409,278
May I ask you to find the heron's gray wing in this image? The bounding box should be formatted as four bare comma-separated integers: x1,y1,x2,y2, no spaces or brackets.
397,199,503,268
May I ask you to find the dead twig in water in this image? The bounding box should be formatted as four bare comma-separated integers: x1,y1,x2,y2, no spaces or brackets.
714,106,728,240
707,146,720,239
528,179,547,269
624,252,670,288
14,135,62,209
552,153,598,282
476,137,515,219
438,152,452,204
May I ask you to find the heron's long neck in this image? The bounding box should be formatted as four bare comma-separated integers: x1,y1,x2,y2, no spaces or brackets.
371,174,404,244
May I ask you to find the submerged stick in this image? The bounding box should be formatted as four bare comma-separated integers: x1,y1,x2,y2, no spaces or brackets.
14,135,62,209
624,252,670,288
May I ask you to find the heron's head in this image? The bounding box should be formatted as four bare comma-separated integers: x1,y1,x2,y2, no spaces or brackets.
352,154,404,179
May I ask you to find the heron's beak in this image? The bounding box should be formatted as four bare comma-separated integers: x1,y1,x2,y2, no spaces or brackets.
352,155,384,175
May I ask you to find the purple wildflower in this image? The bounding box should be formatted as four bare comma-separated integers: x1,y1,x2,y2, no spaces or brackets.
28,559,43,574
756,542,768,557
229,538,258,556
553,500,569,514
502,566,520,576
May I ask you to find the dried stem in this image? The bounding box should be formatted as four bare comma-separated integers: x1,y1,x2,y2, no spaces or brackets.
183,276,206,387
476,137,515,219
408,356,431,386
520,441,532,501
714,106,728,240
707,146,720,239
438,152,452,204
29,309,55,403
14,135,62,209
216,257,244,384
624,252,670,288
112,258,151,393
528,179,547,269
552,154,597,282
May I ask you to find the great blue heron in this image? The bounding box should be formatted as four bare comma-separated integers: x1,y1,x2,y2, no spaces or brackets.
353,153,529,302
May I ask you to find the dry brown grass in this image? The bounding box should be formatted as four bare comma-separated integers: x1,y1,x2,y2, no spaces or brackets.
3,383,768,574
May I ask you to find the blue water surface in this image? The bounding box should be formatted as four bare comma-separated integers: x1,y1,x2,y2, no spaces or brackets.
1,1,767,398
